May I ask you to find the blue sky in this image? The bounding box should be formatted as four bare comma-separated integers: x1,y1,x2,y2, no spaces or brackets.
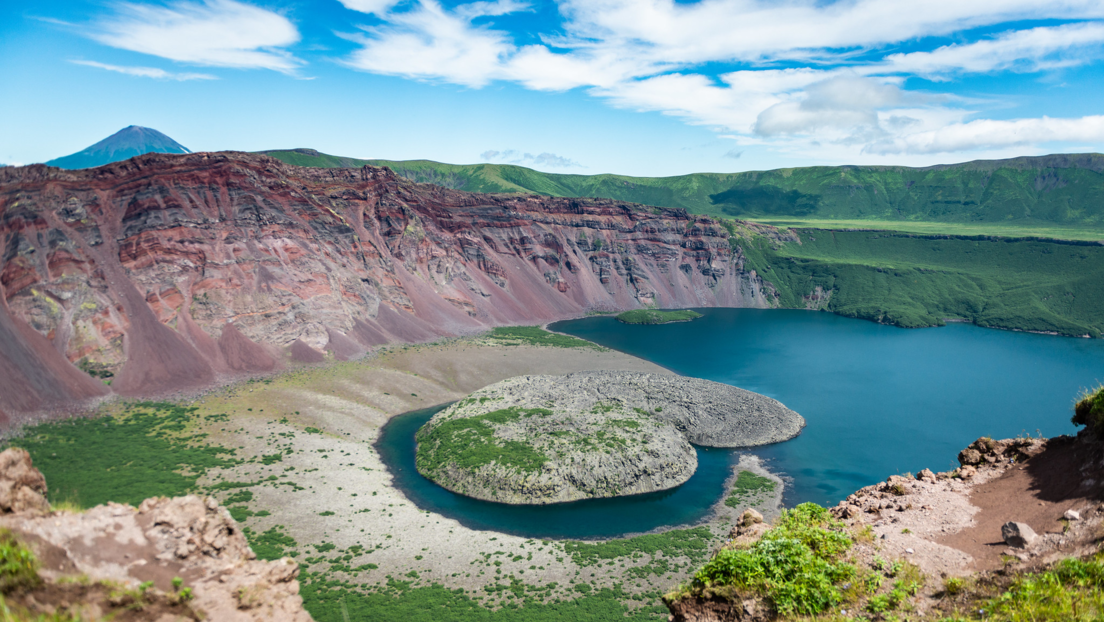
3,0,1104,176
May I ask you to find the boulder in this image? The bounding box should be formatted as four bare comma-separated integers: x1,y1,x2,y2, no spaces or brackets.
740,508,764,527
1064,509,1081,521
0,448,49,516
916,469,937,483
1002,521,1037,548
958,448,983,466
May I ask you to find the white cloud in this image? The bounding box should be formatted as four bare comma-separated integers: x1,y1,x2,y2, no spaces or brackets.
455,0,530,19
876,22,1104,79
71,59,217,80
481,149,582,168
343,0,516,87
555,0,1104,66
335,1,1104,162
91,0,301,72
338,0,403,15
866,115,1104,154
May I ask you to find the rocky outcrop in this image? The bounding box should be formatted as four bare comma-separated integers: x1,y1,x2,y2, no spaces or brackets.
0,152,776,421
0,449,311,621
415,372,803,504
667,431,1104,622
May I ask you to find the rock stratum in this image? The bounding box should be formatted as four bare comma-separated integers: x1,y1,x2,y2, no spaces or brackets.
0,152,776,425
414,372,804,504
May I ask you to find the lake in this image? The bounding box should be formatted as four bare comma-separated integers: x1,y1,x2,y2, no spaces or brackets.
377,309,1104,538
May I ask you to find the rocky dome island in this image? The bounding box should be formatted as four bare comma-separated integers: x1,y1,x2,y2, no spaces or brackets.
414,371,804,505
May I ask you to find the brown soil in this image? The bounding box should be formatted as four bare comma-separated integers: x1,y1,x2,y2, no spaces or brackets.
324,326,366,361
938,434,1101,571
218,322,278,372
2,582,202,621
0,298,108,413
350,318,390,347
289,339,325,363
375,303,442,343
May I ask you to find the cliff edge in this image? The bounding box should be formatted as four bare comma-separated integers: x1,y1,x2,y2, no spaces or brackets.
0,447,312,621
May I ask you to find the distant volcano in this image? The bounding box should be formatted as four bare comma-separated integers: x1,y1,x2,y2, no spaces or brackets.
46,126,190,169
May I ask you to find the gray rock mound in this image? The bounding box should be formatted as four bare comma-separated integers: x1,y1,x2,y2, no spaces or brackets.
416,371,804,504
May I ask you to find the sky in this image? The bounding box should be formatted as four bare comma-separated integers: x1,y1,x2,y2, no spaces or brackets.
3,0,1104,176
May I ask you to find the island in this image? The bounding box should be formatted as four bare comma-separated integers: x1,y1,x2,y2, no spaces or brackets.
415,371,805,505
616,309,704,324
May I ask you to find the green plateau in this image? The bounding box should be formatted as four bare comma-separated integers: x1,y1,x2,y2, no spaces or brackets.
262,149,1104,235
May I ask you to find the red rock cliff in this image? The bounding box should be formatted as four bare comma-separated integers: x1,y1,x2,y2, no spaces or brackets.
0,152,772,417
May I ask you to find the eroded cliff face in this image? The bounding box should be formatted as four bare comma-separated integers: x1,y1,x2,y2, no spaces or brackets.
0,152,772,417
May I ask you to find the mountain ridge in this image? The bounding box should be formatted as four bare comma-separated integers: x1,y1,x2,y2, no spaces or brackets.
262,148,1104,226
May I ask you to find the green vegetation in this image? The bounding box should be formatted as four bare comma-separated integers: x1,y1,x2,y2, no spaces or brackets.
244,525,298,560
0,531,39,594
744,217,1104,242
934,555,1104,621
485,326,600,350
674,504,855,617
563,527,713,567
416,407,551,477
728,225,1104,335
1073,385,1104,433
616,310,703,325
298,576,668,622
8,402,239,507
265,149,1104,232
724,471,776,509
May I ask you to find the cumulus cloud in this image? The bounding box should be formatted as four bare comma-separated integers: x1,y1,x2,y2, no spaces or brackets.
71,59,217,80
481,149,582,168
90,0,301,72
723,149,742,159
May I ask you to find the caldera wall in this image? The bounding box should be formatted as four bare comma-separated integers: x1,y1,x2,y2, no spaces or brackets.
0,152,774,419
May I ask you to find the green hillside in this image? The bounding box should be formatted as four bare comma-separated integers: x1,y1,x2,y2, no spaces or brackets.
263,149,1104,230
728,225,1104,337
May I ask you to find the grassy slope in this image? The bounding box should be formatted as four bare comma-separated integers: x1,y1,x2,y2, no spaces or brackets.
262,149,1104,230
730,226,1104,336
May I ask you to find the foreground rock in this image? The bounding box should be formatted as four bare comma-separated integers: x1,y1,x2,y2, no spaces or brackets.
0,448,312,621
667,430,1104,621
415,371,803,504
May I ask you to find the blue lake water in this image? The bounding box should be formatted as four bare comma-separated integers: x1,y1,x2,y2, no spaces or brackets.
376,405,738,539
377,309,1104,539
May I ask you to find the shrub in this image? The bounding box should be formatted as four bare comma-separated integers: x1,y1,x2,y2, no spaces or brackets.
690,503,854,616
0,531,39,594
1073,385,1104,433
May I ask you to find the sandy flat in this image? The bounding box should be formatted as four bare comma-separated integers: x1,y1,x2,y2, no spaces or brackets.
187,339,738,603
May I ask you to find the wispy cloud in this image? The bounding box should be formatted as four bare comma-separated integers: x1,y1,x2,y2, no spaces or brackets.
481,149,582,168
89,0,302,73
71,59,217,80
342,0,519,87
875,22,1104,79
